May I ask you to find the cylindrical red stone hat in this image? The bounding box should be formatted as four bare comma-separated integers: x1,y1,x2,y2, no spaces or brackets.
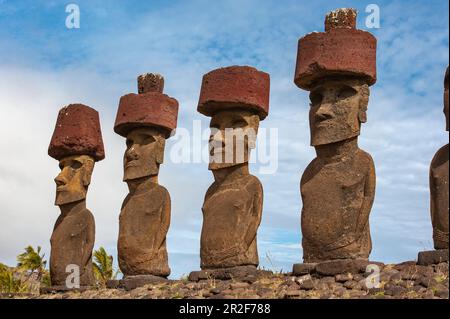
114,73,179,138
294,8,377,90
48,104,105,162
197,66,270,120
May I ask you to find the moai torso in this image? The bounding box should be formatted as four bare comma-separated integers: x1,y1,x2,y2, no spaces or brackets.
201,174,262,269
50,208,95,286
118,182,171,277
301,148,375,262
430,144,449,249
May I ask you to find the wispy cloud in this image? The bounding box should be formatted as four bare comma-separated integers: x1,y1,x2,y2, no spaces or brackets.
0,0,448,278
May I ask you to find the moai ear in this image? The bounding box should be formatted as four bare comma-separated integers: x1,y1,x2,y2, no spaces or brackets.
358,84,370,124
247,114,260,149
156,136,166,165
82,159,95,187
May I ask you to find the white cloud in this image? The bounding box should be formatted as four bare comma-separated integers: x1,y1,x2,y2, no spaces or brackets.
0,0,448,278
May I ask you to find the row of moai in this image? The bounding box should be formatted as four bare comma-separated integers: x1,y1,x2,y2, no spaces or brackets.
44,9,448,291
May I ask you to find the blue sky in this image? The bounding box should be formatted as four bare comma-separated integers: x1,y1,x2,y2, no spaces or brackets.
0,0,448,279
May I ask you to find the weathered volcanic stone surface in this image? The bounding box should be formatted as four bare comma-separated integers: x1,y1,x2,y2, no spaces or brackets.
114,92,179,138
48,104,105,161
197,66,270,120
324,7,357,31
418,250,449,266
292,263,317,275
314,259,380,276
429,66,449,250
294,9,377,90
107,275,169,291
188,266,272,282
23,260,449,299
138,73,164,94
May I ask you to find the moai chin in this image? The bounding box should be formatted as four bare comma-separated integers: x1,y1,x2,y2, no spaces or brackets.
48,104,105,288
114,73,178,279
294,8,377,263
196,66,270,272
429,67,449,250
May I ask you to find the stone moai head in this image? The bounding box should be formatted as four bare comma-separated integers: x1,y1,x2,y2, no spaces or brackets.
48,104,105,206
294,8,377,146
444,66,449,132
114,73,179,181
197,66,270,170
54,155,94,206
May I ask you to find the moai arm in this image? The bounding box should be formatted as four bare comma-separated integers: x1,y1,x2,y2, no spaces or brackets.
154,190,171,253
325,159,376,251
243,180,264,250
82,213,96,269
429,164,437,229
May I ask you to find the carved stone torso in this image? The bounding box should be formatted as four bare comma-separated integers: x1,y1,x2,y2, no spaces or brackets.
301,149,373,262
118,183,171,277
200,174,262,269
430,144,449,249
50,208,95,286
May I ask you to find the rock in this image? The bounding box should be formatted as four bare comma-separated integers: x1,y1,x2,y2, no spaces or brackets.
119,275,169,291
417,250,449,266
292,263,317,275
315,259,370,276
299,279,315,290
230,282,250,290
295,274,312,285
335,273,353,282
385,286,406,297
343,280,359,289
284,290,303,299
188,271,209,282
210,288,221,295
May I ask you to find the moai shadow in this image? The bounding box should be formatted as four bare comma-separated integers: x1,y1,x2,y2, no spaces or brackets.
292,9,381,276
189,66,273,282
418,67,449,266
45,104,105,293
109,74,178,290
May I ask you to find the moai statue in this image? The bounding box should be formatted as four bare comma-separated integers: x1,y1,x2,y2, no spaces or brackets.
418,67,450,266
293,9,377,264
114,73,178,285
47,104,105,290
189,66,270,281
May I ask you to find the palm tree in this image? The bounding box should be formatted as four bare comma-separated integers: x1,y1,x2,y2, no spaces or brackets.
93,247,119,286
17,246,47,281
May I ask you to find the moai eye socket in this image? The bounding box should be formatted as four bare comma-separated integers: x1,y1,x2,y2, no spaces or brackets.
232,119,248,128
70,161,82,170
141,135,156,145
338,86,357,100
309,91,323,106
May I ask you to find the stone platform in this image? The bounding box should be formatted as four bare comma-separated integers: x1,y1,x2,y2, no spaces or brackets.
417,249,449,266
188,265,272,282
292,259,385,276
107,275,170,291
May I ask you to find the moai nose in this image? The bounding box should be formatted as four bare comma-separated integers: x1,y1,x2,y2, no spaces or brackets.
54,173,67,187
126,146,139,161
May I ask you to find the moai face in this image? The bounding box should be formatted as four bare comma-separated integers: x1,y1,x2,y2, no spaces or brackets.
309,78,370,146
123,127,166,181
208,109,260,171
54,155,95,206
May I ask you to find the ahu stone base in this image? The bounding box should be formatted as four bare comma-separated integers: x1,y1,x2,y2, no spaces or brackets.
417,249,449,266
107,275,170,291
292,259,385,276
188,265,272,282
